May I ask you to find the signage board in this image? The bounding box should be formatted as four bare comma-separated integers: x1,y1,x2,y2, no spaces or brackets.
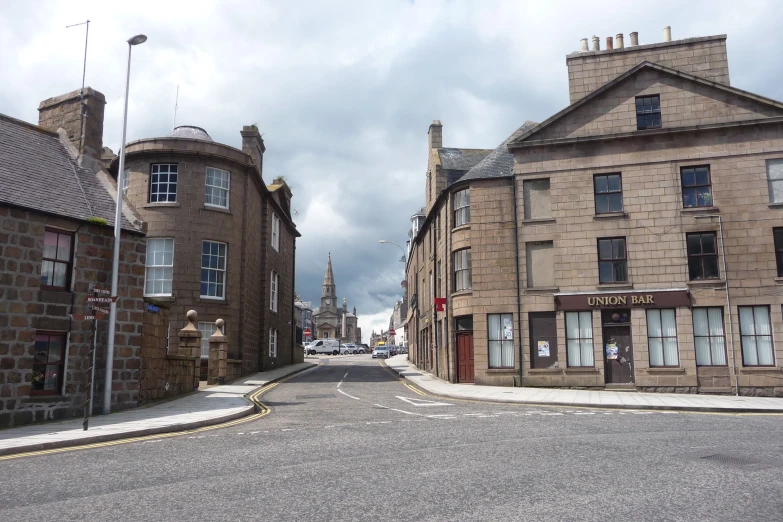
87,296,117,304
389,328,396,336
303,328,312,337
91,305,110,315
91,287,111,295
145,303,160,313
555,290,691,311
70,313,105,321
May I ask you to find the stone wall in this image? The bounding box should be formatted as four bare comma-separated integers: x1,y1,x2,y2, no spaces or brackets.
0,206,145,428
38,87,106,160
138,300,200,403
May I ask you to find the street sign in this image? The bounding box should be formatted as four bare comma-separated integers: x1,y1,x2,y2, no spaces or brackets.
87,295,118,304
70,313,105,321
91,305,110,315
389,328,396,336
91,287,111,295
303,328,312,337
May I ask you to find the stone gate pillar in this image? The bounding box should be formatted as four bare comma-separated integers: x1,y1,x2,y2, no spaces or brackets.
178,310,202,390
208,319,228,385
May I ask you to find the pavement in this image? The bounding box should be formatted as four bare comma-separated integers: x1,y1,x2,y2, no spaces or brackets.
384,354,783,413
0,361,316,456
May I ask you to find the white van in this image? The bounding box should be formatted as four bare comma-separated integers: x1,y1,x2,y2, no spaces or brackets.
306,339,341,355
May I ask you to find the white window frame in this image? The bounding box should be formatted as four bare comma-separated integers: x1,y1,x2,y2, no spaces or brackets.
200,241,227,300
205,167,230,209
272,213,280,251
122,169,129,197
269,328,278,358
566,311,594,367
144,238,174,297
453,188,470,227
453,248,472,291
270,271,279,312
767,159,783,204
198,321,218,358
149,164,178,203
647,309,679,367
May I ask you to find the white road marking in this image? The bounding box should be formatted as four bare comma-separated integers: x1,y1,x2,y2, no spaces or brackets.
396,396,453,407
374,403,427,417
337,370,350,388
338,388,361,400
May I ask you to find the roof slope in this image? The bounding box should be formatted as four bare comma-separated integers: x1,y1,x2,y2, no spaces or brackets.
438,148,491,171
509,61,783,148
460,121,538,181
0,114,144,232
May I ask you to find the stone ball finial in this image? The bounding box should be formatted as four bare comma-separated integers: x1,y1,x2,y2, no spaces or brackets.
187,310,198,325
216,318,225,330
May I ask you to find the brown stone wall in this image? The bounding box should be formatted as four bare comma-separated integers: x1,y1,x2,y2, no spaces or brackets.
0,206,145,427
566,36,729,103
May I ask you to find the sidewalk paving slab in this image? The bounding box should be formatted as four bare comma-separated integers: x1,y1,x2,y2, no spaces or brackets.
384,355,783,413
0,361,316,456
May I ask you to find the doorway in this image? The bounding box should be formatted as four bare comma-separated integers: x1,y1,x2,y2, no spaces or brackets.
456,332,474,383
602,309,634,384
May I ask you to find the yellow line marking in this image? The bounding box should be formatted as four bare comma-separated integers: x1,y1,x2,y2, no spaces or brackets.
0,364,320,461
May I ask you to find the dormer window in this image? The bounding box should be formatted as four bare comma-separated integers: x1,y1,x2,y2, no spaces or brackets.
636,95,661,130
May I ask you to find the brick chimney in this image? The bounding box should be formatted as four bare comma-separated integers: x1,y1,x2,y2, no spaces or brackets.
240,125,265,175
38,87,106,160
428,120,442,150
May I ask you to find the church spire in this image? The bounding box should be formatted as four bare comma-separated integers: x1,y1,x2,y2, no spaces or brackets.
323,252,335,287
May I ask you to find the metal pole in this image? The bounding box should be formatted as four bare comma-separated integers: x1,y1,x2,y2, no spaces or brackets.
84,317,97,430
717,215,739,396
103,42,134,414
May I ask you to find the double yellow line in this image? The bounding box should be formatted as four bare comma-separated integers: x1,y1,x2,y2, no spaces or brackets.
0,364,318,461
379,360,427,396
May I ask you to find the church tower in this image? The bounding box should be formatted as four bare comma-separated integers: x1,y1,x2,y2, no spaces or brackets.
321,253,337,313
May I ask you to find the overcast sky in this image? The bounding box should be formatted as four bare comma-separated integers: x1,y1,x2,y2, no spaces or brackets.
2,1,782,341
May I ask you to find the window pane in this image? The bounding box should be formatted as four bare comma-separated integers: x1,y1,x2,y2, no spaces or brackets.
599,261,614,283
581,340,594,366
43,231,58,259
579,312,592,339
56,234,72,261
703,256,719,279
43,365,60,391
48,336,63,363
34,335,49,362
686,234,702,255
683,188,697,207
595,194,609,214
771,180,783,203
695,167,710,186
566,312,579,340
613,260,627,282
53,262,67,287
647,310,662,337
598,240,612,260
41,260,53,286
695,337,711,365
649,338,664,366
697,186,712,206
488,314,501,341
757,338,774,365
612,239,625,259
609,193,623,212
742,336,758,365
707,308,724,336
693,309,708,337
595,176,608,193
567,339,581,366
663,338,679,366
739,307,755,336
607,175,621,192
711,336,727,366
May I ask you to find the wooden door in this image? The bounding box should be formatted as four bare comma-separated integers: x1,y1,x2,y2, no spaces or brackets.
603,324,634,384
456,332,474,383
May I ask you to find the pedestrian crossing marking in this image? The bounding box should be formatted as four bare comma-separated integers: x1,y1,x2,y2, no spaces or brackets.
396,396,454,407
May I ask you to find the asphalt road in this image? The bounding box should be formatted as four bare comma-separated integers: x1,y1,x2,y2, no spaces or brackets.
1,355,783,521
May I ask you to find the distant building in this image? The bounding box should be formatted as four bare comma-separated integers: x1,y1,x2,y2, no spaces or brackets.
295,300,313,344
312,254,360,343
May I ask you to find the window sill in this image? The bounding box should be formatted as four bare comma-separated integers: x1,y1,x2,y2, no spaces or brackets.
522,218,556,225
680,206,719,214
564,367,599,374
526,286,560,294
486,368,517,374
452,224,471,233
451,290,472,298
688,279,725,287
596,283,633,290
197,297,227,303
144,295,175,302
527,368,562,374
203,205,231,214
143,202,180,209
774,277,783,284
593,212,628,220
740,366,782,373
768,203,783,210
24,395,67,403
645,367,686,374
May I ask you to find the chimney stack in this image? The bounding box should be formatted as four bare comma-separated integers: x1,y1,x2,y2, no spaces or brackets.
663,26,672,42
629,31,639,46
591,36,600,51
428,120,443,149
606,36,613,50
580,38,589,52
615,33,624,49
38,87,106,161
240,125,266,175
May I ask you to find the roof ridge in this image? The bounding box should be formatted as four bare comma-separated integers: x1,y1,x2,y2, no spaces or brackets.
0,113,59,137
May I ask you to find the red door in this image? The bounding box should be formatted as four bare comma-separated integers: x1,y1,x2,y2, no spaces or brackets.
456,332,474,383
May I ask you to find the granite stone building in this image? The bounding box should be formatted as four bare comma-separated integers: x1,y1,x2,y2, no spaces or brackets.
312,255,360,343
114,123,300,376
407,30,783,395
0,88,147,427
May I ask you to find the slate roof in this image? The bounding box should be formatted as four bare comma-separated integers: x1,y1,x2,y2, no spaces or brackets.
0,114,144,233
460,121,538,182
438,148,491,171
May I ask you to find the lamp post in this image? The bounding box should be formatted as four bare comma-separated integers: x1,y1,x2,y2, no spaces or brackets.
104,34,147,415
379,239,406,263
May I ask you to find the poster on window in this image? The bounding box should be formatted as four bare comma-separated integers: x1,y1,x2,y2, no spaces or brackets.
537,341,550,357
503,317,513,340
605,342,619,360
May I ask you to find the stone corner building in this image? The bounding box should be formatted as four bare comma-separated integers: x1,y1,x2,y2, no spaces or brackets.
0,88,147,427
407,30,783,396
115,122,300,378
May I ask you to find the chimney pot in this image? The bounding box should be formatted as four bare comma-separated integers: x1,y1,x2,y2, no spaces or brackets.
580,38,589,52
591,36,600,51
663,26,672,42
606,36,613,50
615,33,624,49
629,31,639,46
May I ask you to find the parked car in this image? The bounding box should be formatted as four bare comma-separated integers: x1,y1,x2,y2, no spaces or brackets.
359,344,370,354
341,343,359,355
399,346,408,355
307,339,341,355
372,346,390,359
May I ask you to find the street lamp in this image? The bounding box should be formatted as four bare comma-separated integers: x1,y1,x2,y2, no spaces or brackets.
104,34,147,415
379,239,406,263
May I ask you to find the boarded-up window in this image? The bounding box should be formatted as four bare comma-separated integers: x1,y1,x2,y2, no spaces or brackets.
523,179,551,220
526,241,554,288
529,312,557,369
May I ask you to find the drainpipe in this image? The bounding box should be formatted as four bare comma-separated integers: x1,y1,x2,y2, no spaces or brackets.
512,176,524,387
695,214,738,395
291,237,296,365
446,191,452,382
